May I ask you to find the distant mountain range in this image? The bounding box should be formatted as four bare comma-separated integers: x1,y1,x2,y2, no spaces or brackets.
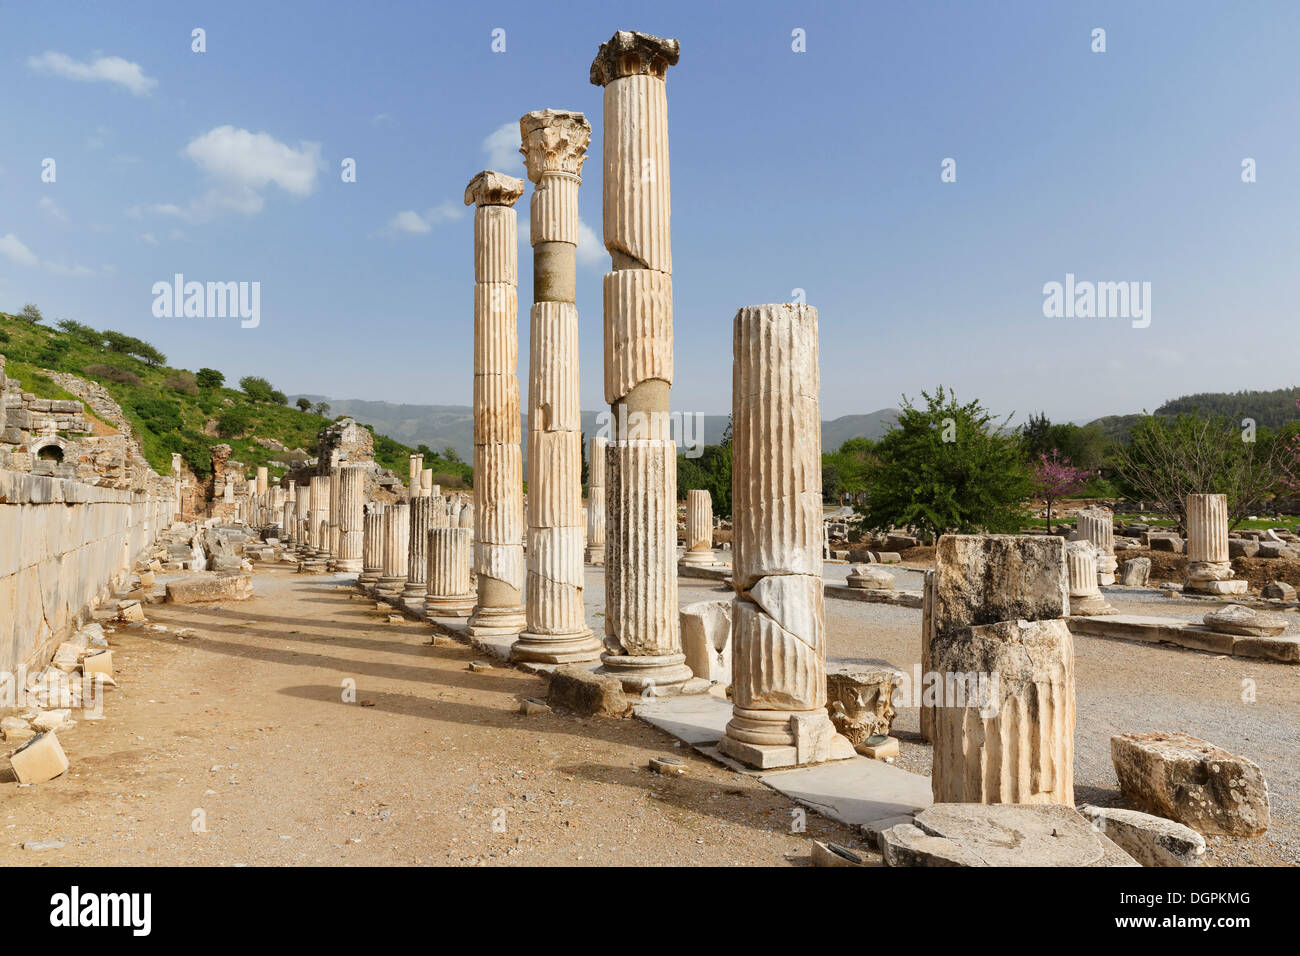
290,395,901,461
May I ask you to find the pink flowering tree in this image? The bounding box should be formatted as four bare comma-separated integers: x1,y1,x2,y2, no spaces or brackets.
1031,449,1095,533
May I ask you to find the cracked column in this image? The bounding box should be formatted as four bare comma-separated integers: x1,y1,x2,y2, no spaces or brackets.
585,436,607,564
513,108,601,664
1075,506,1117,586
425,527,476,617
1185,493,1247,595
719,304,850,769
464,170,527,638
300,475,331,571
377,501,410,599
1066,540,1113,615
359,503,385,586
282,483,296,549
591,30,691,693
332,463,365,573
679,489,717,568
402,494,436,605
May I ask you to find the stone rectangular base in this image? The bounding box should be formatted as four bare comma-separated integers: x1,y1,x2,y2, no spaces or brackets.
1189,579,1249,595
717,731,855,770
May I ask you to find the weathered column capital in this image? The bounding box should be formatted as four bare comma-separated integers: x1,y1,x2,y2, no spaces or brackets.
520,110,591,182
464,170,525,208
589,30,680,86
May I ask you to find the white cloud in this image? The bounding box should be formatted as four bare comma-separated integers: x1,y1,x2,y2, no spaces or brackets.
0,234,40,267
372,113,393,126
383,201,464,237
576,217,603,266
142,126,324,223
482,122,522,172
0,233,106,276
27,51,157,96
140,232,158,245
38,196,68,222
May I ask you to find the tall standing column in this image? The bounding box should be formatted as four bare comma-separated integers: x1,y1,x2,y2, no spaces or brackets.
328,466,342,559
513,108,600,664
403,495,436,604
1185,492,1246,594
719,304,848,769
256,466,268,497
302,475,331,570
293,482,311,556
585,436,607,564
464,171,528,638
282,483,297,549
421,469,434,497
425,527,476,617
679,489,717,567
591,30,691,692
333,464,365,573
360,503,386,586
377,502,410,598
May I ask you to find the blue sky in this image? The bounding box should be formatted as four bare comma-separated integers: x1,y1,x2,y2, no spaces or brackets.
2,0,1298,427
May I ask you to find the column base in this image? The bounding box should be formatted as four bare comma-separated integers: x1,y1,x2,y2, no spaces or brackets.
467,604,526,637
375,576,406,598
719,708,855,769
1069,593,1116,616
357,569,383,585
332,559,363,573
401,583,428,603
584,545,605,565
425,594,476,618
679,549,719,568
597,652,695,696
1186,561,1248,595
511,628,602,664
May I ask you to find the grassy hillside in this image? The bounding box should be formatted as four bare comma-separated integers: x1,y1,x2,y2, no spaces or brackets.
0,311,469,487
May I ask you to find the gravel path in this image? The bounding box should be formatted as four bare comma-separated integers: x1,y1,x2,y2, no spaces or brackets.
0,568,859,866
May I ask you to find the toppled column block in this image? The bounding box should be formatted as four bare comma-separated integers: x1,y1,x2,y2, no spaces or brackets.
846,565,895,590
1111,732,1270,836
9,731,70,784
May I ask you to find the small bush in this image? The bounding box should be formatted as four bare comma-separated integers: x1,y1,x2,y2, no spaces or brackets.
164,370,199,397
217,406,253,438
85,363,143,386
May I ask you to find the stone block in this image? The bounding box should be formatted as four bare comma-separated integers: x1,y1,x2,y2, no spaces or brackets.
9,731,69,784
1078,805,1206,867
679,600,732,686
934,535,1067,640
846,565,895,590
1111,732,1269,836
165,573,253,603
825,657,904,746
1119,557,1151,586
1262,580,1297,601
546,665,631,717
1203,604,1286,637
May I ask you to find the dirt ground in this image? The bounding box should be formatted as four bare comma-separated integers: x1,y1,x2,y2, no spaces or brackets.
0,567,862,866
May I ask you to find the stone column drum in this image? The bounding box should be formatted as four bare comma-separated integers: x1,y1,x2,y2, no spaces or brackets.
585,436,607,564
591,30,691,693
465,171,528,638
332,464,365,573
679,488,717,567
409,454,423,495
1185,493,1247,594
328,466,342,559
719,304,850,769
359,503,386,586
256,466,268,497
513,108,600,664
293,483,311,556
1075,506,1116,586
1066,540,1113,615
425,527,476,617
308,476,331,558
930,535,1075,806
402,495,436,604
376,502,410,598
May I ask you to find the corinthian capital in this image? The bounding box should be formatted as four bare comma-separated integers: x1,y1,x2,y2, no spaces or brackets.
519,110,591,182
464,170,525,208
589,30,680,87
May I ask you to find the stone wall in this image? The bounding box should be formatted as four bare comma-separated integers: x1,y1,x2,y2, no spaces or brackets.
0,469,170,674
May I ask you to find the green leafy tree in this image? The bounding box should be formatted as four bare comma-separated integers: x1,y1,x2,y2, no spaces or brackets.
216,405,253,438
443,445,461,464
296,397,312,412
239,376,276,403
1113,412,1283,530
19,303,43,324
56,319,103,347
861,387,1031,542
313,401,330,417
678,443,732,517
269,389,287,405
196,368,225,389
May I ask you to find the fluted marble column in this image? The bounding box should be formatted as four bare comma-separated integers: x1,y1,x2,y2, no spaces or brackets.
585,436,607,564
328,466,342,559
293,482,310,555
1066,540,1112,615
282,484,296,549
465,170,528,638
420,469,434,497
360,503,386,585
1075,506,1116,586
256,466,268,497
425,527,476,617
332,464,365,572
409,455,424,495
719,304,847,768
679,489,717,567
308,475,331,558
377,502,410,598
402,495,436,604
1185,493,1246,594
513,108,600,664
591,31,690,692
